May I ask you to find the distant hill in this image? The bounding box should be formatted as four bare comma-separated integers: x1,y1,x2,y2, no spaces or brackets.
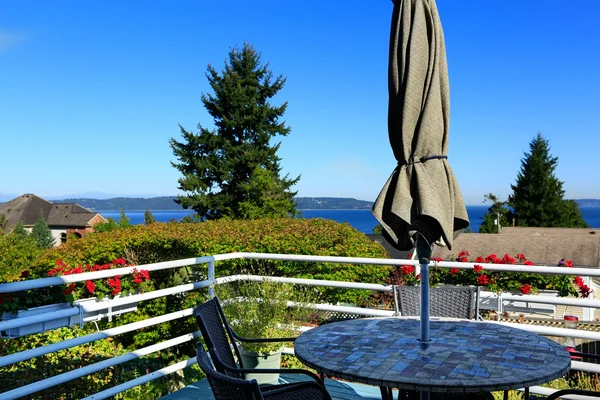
295,197,373,210
54,197,182,211
51,196,374,211
575,199,600,207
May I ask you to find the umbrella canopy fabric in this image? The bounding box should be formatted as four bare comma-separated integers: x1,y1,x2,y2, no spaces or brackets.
373,0,469,251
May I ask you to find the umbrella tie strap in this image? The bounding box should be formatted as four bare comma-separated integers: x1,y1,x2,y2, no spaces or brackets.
398,155,447,167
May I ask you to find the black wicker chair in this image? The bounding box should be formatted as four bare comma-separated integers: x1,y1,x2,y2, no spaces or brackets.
196,342,333,400
398,286,478,320
529,389,600,399
193,297,323,384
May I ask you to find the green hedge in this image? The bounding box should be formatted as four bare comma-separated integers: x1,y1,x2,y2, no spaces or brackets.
2,218,390,399
34,218,390,305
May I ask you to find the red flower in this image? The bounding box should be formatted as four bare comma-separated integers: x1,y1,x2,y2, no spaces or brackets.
524,261,534,266
477,275,489,285
449,268,460,275
62,283,76,296
85,280,95,294
485,254,500,264
473,265,483,273
108,276,121,295
113,258,127,266
416,274,421,280
519,284,532,295
501,254,516,265
431,257,443,262
565,260,574,268
458,251,470,258
517,253,526,262
400,265,415,275
474,256,485,263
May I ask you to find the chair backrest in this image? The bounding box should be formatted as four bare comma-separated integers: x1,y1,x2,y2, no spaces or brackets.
196,342,263,400
194,297,244,377
398,286,477,319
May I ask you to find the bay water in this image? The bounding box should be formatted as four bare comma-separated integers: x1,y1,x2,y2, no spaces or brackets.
100,205,600,234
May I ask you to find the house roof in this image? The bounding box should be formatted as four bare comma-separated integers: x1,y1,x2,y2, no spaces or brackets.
47,203,107,227
0,194,106,231
0,194,53,230
500,227,599,236
432,231,600,268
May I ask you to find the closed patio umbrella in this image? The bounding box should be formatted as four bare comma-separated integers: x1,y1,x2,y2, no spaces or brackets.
372,0,469,344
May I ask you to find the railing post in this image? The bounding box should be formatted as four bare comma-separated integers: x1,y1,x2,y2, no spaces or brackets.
393,285,400,316
208,257,216,298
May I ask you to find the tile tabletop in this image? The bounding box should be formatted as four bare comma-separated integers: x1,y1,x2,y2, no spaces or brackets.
294,318,571,393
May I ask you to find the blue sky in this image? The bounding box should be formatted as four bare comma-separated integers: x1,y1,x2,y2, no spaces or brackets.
1,1,599,205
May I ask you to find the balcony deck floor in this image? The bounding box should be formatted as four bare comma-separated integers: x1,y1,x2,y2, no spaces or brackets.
160,373,397,400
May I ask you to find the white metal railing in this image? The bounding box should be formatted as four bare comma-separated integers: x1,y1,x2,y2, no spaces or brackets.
1,252,600,400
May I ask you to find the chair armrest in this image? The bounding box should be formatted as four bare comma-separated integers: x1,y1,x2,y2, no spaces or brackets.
546,389,600,399
262,381,332,400
219,363,324,386
231,329,296,343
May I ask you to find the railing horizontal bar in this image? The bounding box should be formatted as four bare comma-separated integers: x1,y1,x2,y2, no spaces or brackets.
500,293,600,308
0,256,214,293
495,321,599,340
0,281,210,332
81,357,198,400
227,252,600,277
78,281,210,312
0,309,194,368
0,331,201,400
0,306,79,331
571,360,600,374
216,274,393,292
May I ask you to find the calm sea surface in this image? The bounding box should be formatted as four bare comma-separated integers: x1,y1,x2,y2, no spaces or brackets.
100,206,600,234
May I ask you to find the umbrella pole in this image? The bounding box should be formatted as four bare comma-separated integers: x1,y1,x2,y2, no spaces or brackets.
416,237,433,344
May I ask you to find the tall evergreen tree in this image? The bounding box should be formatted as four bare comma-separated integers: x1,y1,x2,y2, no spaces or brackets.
144,209,156,224
478,193,511,233
508,133,587,227
170,43,299,220
118,209,131,228
30,210,56,248
11,221,29,237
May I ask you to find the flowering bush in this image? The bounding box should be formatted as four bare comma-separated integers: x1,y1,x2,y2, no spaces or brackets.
49,258,152,302
1,259,152,316
389,252,589,298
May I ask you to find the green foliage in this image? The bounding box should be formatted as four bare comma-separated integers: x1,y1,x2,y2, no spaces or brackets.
34,218,389,304
238,166,299,219
478,193,511,234
509,133,587,228
144,209,156,224
217,279,316,354
170,43,300,220
11,221,29,237
93,217,119,233
0,232,43,282
30,210,55,248
0,214,7,231
118,209,131,228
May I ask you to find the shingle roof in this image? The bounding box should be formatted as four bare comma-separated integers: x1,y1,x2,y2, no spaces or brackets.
47,203,104,227
500,227,599,236
0,194,52,231
0,194,105,231
432,232,600,268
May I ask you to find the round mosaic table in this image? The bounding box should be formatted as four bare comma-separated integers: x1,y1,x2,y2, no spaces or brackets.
294,318,571,395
